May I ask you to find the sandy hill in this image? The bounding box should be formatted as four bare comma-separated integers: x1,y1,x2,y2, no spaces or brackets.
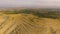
0,13,60,34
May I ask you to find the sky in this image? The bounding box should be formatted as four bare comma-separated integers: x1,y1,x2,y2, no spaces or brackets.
0,0,60,8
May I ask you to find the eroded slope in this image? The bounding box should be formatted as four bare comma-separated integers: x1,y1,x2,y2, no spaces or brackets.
0,13,60,34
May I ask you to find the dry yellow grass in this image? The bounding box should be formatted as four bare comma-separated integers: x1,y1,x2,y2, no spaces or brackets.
0,13,60,34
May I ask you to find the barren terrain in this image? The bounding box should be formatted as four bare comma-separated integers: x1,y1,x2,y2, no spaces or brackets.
0,13,60,34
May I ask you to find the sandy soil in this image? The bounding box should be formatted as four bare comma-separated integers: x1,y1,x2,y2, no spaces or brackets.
0,13,60,34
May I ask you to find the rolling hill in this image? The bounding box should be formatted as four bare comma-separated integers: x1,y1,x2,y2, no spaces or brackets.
0,8,60,34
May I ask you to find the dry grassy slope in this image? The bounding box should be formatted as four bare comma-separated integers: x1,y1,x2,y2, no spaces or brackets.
0,13,60,34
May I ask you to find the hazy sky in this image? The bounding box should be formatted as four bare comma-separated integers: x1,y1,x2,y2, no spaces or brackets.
0,0,60,8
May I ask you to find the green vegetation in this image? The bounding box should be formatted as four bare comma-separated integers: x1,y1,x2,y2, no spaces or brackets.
4,9,60,19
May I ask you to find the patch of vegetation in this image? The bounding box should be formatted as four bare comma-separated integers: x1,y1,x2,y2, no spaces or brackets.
4,9,60,19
